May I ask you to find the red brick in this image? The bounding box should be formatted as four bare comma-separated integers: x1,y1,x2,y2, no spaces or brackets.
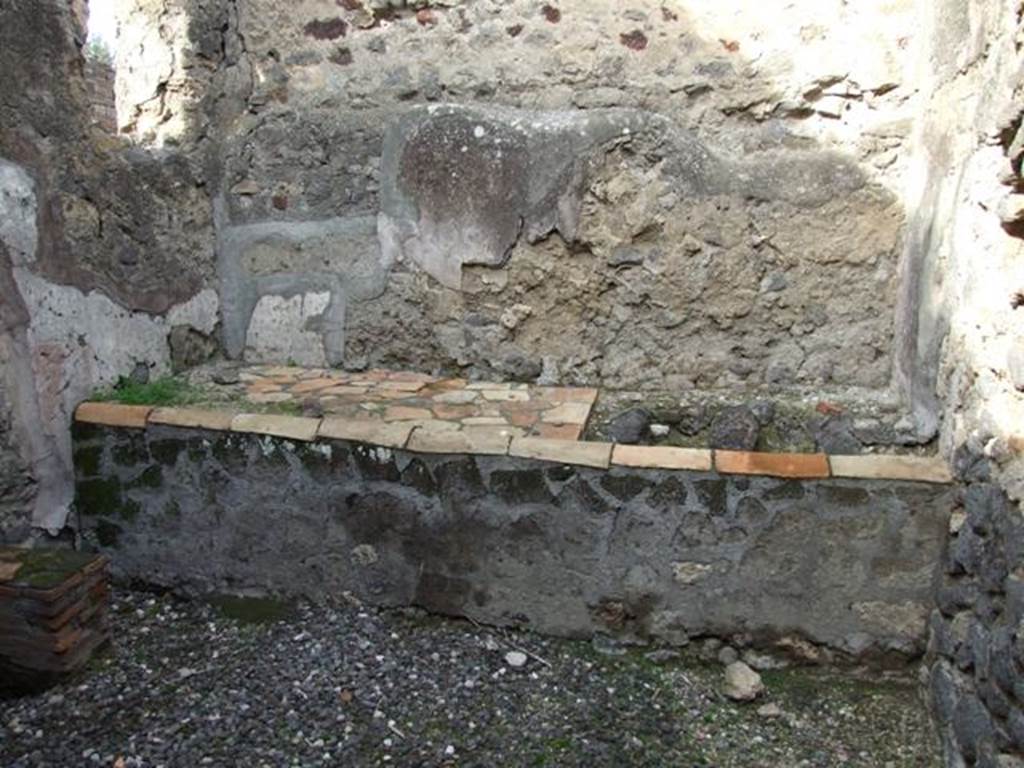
74,402,152,429
715,450,830,479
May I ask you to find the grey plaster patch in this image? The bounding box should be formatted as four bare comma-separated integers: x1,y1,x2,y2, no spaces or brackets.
245,290,340,366
217,213,388,364
378,103,876,291
0,159,70,535
0,159,37,267
379,104,701,289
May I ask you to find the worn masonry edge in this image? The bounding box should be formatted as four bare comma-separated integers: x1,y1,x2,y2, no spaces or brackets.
73,402,955,484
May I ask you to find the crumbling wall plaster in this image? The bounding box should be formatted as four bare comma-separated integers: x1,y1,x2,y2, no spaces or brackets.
0,0,222,540
179,0,922,398
909,0,1024,765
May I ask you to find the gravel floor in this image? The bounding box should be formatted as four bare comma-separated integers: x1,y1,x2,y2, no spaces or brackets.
1,588,939,767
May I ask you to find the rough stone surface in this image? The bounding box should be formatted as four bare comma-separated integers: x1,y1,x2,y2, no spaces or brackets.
911,3,1024,765
0,587,941,767
0,0,941,535
709,407,761,451
928,459,1024,765
217,216,388,365
723,661,764,702
73,425,952,658
0,0,220,536
1,3,1023,763
372,102,901,389
604,408,652,445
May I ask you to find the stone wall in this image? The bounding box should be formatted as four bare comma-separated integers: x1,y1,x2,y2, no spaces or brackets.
910,1,1024,765
1,1,1023,761
0,0,937,543
198,0,918,394
91,0,925,400
84,59,116,133
0,0,220,540
72,420,952,661
0,0,970,534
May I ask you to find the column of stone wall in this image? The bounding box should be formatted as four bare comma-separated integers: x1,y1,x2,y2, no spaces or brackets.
85,59,117,133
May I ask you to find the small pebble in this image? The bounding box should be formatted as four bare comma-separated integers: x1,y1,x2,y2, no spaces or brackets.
505,651,528,668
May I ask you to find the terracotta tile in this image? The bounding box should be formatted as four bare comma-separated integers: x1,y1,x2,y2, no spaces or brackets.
509,437,612,468
248,392,294,404
407,426,512,456
543,386,599,404
463,424,525,440
829,454,952,484
258,365,305,378
383,406,435,422
532,423,583,440
505,410,539,428
74,402,152,429
425,378,468,392
397,419,461,432
385,370,436,384
481,389,530,402
291,378,337,394
373,389,418,400
502,399,550,413
321,385,369,396
323,402,378,419
380,381,428,393
229,413,320,442
149,407,235,432
433,390,479,405
318,418,413,448
541,402,592,425
0,560,22,582
612,445,712,472
715,450,829,479
432,404,478,420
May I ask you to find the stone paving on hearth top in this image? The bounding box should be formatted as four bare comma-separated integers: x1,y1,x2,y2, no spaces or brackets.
238,366,598,440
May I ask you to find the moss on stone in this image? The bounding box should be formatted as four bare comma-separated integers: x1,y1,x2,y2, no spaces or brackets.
71,421,104,442
117,497,142,522
254,440,291,469
128,465,163,490
111,435,150,467
296,443,333,474
73,445,104,477
208,594,295,624
75,477,122,516
5,548,98,588
149,439,183,466
211,435,248,467
186,437,209,463
94,519,122,548
161,498,182,519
